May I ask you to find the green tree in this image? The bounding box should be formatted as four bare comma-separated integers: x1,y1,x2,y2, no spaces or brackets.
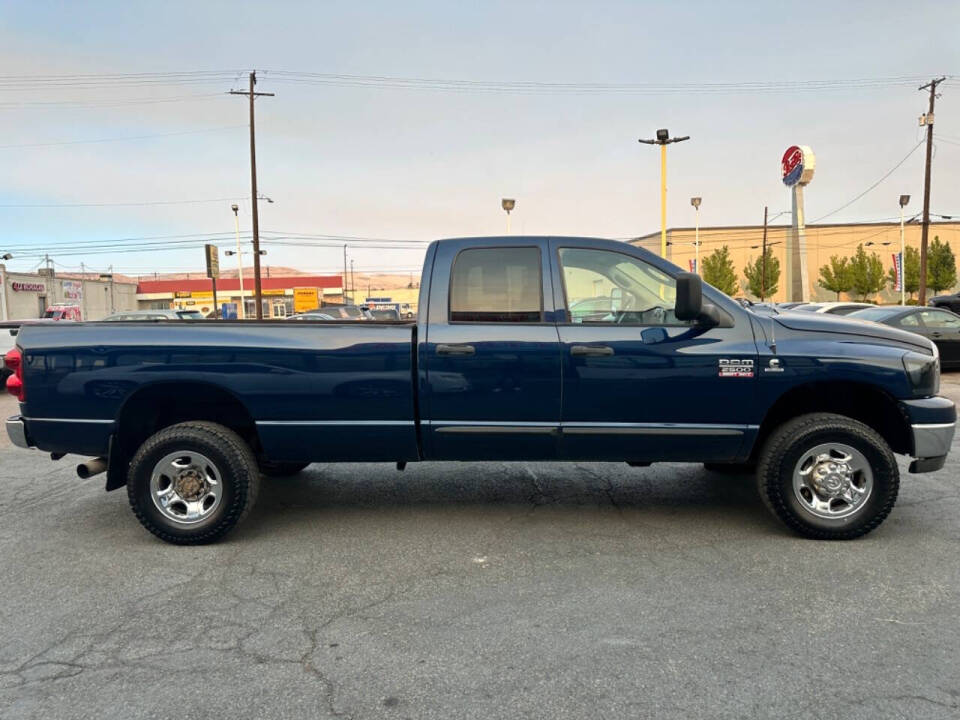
743,248,780,300
848,244,885,301
927,236,957,293
701,245,739,296
817,255,854,300
886,245,920,299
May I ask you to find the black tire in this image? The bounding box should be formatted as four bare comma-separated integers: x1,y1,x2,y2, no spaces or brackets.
756,413,899,540
259,460,310,477
703,462,756,475
127,421,260,545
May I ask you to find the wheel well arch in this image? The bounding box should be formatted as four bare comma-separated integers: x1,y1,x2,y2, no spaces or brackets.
751,381,911,459
113,381,261,463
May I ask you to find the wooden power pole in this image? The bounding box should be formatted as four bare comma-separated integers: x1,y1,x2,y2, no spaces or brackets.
230,71,274,319
917,76,945,306
761,206,769,301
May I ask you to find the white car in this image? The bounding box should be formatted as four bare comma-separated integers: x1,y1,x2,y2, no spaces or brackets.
792,301,874,316
1,327,16,380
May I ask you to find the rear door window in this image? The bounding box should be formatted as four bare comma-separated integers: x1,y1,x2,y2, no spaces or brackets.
449,247,542,322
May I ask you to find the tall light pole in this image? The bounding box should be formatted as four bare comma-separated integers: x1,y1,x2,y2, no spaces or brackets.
231,204,245,318
0,252,11,322
639,129,690,258
899,194,911,306
501,198,516,234
690,197,702,274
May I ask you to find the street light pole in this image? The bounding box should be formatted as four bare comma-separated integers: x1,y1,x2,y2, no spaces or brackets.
899,194,910,306
501,198,516,234
690,197,702,274
231,204,245,319
639,129,690,258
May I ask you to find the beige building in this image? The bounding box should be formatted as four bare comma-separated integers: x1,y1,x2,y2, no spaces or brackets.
0,266,138,321
630,221,960,303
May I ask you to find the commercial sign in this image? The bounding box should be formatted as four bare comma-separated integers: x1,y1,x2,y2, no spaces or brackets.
781,145,816,187
62,280,83,302
205,244,220,280
12,281,45,292
293,287,319,313
891,252,903,292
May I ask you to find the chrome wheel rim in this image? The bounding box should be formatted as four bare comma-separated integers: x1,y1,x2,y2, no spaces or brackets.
792,443,873,520
150,451,223,525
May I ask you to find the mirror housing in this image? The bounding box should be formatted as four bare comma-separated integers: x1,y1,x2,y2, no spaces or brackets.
675,273,703,321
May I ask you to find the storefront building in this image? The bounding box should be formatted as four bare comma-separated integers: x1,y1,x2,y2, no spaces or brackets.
136,275,344,318
0,265,138,321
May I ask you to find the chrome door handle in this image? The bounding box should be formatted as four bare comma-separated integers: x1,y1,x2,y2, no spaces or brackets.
437,344,476,356
570,345,614,357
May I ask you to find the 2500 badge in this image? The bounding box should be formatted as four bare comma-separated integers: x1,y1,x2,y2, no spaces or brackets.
718,358,754,378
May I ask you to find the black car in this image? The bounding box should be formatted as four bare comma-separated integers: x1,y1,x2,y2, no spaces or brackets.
929,292,960,314
848,305,960,368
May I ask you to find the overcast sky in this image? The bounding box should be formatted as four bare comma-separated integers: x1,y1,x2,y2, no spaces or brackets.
0,0,958,277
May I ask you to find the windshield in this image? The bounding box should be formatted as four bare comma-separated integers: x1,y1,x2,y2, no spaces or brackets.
177,311,204,319
42,310,62,319
796,304,823,312
849,307,902,322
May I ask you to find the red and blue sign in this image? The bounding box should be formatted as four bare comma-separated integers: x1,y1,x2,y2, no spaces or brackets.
892,252,903,292
781,146,805,186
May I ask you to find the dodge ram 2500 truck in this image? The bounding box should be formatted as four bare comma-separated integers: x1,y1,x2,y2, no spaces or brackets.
4,236,956,544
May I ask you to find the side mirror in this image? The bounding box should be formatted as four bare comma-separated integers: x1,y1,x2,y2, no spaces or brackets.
675,273,703,321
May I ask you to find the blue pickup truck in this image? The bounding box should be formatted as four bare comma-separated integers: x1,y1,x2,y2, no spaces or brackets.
4,236,955,544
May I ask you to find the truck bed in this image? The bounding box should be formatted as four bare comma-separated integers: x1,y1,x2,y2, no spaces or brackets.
15,320,420,462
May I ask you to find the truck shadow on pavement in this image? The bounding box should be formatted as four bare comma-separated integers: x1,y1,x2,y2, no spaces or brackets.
238,462,778,540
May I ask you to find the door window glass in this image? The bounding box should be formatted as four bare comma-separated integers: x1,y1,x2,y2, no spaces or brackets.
449,247,542,322
920,310,960,328
559,248,688,325
897,313,920,327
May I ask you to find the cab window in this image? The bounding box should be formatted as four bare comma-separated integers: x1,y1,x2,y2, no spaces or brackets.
449,247,542,322
558,248,689,326
920,310,960,329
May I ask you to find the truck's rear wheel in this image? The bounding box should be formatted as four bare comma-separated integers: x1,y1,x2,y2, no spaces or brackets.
259,460,310,477
756,413,899,540
127,422,260,544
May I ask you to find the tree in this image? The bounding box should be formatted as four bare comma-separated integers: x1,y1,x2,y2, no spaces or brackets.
743,248,780,300
886,245,920,299
701,245,739,296
848,244,885,301
927,236,957,294
818,255,853,300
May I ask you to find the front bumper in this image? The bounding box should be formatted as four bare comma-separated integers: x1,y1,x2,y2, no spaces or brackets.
6,416,31,449
900,397,956,473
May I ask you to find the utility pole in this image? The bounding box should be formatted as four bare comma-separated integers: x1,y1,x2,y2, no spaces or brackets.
350,259,355,304
917,76,945,306
230,71,274,319
343,245,348,304
761,206,769,301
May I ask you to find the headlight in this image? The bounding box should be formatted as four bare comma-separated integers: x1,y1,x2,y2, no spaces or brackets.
902,350,940,396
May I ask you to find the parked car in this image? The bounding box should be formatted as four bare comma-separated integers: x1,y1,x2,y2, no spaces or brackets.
0,327,15,381
793,302,874,316
103,309,205,321
848,305,960,368
42,304,82,321
928,292,960,314
777,302,809,310
370,308,402,321
317,304,374,320
4,236,954,544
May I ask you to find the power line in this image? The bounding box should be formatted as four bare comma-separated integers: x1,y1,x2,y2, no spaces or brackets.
0,124,245,149
808,141,925,223
0,197,245,208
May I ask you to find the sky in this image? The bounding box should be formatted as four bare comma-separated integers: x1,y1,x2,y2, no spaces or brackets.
0,0,958,279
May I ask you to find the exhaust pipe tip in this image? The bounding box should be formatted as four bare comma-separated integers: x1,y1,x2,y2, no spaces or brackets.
77,457,107,479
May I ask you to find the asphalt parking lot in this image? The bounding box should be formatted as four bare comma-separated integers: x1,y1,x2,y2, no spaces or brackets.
1,381,959,720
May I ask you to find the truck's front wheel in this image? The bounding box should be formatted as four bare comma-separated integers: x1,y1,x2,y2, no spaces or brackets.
756,413,899,540
127,422,260,544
